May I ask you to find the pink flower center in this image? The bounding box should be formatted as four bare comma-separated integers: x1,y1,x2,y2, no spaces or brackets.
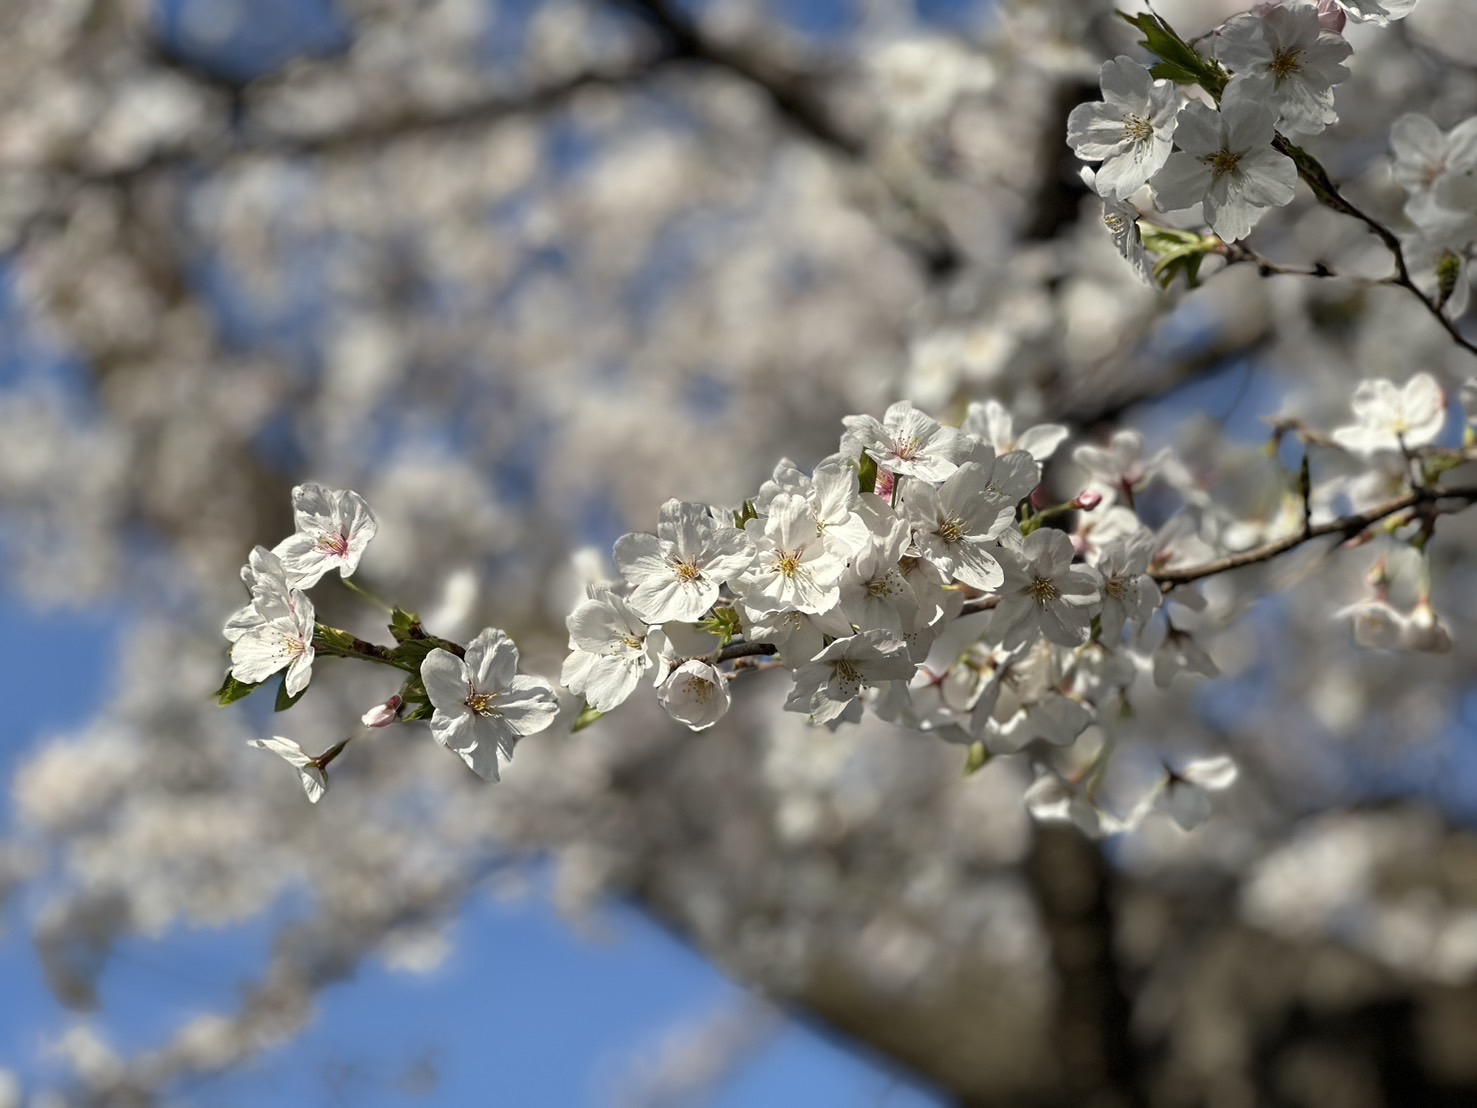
316,531,351,558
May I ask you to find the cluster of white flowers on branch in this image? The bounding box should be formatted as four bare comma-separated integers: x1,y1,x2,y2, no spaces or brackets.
1067,0,1476,357
221,370,1477,835
213,0,1477,842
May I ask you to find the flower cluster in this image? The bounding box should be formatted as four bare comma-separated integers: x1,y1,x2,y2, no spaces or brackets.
1067,1,1424,274
1392,113,1477,314
222,482,559,800
568,399,1242,834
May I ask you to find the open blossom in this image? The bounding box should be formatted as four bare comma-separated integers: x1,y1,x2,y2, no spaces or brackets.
1391,114,1477,239
1093,530,1161,642
786,630,916,724
963,399,1068,464
657,660,730,731
1150,83,1297,242
1151,625,1220,688
246,736,334,804
421,629,559,781
1332,0,1419,25
1330,373,1445,455
271,483,378,589
228,586,316,696
1145,755,1239,831
842,401,969,482
614,500,755,624
756,456,871,559
1073,429,1164,508
839,518,918,635
1078,169,1156,284
1214,5,1351,136
900,462,1016,590
1066,56,1178,200
1024,770,1115,838
992,529,1102,650
561,588,663,712
734,492,848,615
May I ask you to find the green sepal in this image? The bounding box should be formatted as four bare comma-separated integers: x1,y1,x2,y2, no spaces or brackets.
314,624,358,652
698,606,743,648
572,703,605,732
214,673,263,706
402,702,435,722
857,452,878,495
733,500,758,530
398,674,434,720
389,608,422,644
964,742,990,776
274,675,308,712
1139,224,1217,290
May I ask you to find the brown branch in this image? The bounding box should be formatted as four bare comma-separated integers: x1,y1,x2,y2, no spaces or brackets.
1152,483,1477,589
1274,135,1477,360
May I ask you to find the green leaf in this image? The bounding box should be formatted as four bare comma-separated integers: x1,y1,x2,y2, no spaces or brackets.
572,703,605,732
398,675,429,704
963,742,991,776
275,675,308,712
314,624,358,652
732,500,758,530
857,452,878,495
389,608,422,644
1117,11,1222,91
403,701,435,722
214,673,263,706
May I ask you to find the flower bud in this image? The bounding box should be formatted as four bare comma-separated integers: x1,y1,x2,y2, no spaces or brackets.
1072,490,1103,512
361,694,403,728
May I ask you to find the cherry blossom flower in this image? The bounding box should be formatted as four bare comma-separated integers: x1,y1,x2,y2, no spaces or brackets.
1072,429,1164,508
1093,530,1162,643
1150,625,1220,688
842,401,969,482
228,586,316,696
1330,373,1446,455
271,483,378,590
900,462,1017,590
1391,114,1477,240
1336,597,1406,650
838,518,918,636
962,399,1068,463
421,629,560,781
614,500,756,623
734,492,849,616
1214,5,1351,136
1149,83,1297,243
657,660,730,731
1146,755,1239,831
561,588,664,712
992,529,1102,650
1024,770,1115,838
246,736,336,803
1332,0,1420,25
786,630,916,724
1066,56,1179,200
989,693,1096,755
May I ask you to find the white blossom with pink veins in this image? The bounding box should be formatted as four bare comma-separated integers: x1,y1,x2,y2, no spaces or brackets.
421,629,559,781
1331,373,1446,456
615,500,756,623
227,585,316,696
842,400,970,482
246,737,330,804
271,483,379,589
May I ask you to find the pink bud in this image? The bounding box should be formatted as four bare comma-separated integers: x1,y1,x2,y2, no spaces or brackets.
1317,0,1346,33
361,694,403,729
1072,490,1103,512
1030,485,1053,510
